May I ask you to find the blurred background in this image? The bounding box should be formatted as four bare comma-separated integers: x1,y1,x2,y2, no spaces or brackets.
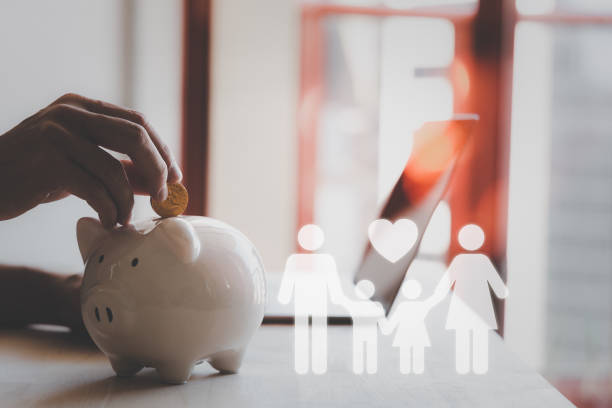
0,0,611,406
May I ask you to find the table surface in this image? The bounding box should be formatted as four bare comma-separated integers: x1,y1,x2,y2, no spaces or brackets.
0,299,573,408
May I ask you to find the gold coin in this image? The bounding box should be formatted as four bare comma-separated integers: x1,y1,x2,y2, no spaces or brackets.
150,182,189,218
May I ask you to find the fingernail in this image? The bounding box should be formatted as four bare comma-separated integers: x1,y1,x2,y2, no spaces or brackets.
169,164,183,182
157,184,168,201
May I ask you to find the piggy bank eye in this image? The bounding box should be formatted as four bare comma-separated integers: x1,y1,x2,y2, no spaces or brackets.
131,258,139,267
98,255,104,263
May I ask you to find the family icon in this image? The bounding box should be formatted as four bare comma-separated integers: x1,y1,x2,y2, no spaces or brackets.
278,222,508,376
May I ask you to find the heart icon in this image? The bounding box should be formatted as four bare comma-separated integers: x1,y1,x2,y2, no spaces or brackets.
368,218,419,263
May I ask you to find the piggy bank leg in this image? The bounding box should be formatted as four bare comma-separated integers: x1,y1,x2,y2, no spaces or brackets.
156,361,195,384
209,349,245,374
109,357,143,377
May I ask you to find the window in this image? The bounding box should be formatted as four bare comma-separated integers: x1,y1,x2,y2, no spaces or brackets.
308,12,458,279
296,0,512,337
297,1,612,404
507,1,612,405
187,2,610,402
297,3,492,283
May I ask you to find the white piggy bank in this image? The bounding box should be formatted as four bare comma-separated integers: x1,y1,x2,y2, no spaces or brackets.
77,216,266,384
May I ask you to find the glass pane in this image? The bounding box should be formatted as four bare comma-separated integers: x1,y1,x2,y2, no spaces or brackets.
313,14,456,280
517,0,612,15
545,23,612,381
508,21,612,405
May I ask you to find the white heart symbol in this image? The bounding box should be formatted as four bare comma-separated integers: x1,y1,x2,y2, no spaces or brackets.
368,218,419,263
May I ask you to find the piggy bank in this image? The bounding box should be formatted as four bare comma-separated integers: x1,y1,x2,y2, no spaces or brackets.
77,216,266,384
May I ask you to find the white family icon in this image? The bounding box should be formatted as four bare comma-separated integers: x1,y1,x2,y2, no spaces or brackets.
278,221,508,376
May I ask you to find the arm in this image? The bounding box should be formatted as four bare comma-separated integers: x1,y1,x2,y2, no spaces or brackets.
0,266,83,332
340,298,356,316
378,317,392,335
326,257,346,305
486,259,509,299
277,258,296,305
425,270,454,309
379,307,399,335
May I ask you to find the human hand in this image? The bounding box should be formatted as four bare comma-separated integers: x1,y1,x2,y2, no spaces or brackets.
0,266,88,335
0,93,182,227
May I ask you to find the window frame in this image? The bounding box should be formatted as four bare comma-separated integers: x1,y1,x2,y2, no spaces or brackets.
296,1,513,333
182,0,211,216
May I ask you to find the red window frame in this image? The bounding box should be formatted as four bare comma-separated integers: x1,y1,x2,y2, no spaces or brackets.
297,1,513,332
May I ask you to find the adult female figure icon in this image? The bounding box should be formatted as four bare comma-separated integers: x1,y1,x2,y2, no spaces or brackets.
433,224,509,375
381,279,441,374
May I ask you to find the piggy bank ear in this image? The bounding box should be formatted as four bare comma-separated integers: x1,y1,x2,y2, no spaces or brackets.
152,218,201,263
77,217,109,263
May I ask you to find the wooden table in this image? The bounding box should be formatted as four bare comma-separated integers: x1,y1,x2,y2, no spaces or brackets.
0,298,573,407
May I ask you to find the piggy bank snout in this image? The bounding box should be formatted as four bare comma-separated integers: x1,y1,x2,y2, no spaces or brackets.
82,288,127,336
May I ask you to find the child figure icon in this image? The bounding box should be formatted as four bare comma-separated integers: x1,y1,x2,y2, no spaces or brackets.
381,279,444,374
343,280,385,374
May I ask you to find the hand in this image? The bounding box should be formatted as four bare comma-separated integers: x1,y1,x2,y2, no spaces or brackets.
378,316,392,335
331,294,348,307
333,295,349,310
499,287,510,299
0,266,86,334
277,294,290,305
0,93,182,227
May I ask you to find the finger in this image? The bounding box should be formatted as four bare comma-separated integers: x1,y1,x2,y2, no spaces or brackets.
47,103,168,201
45,122,134,225
53,157,118,228
41,191,70,203
54,93,182,182
121,160,149,195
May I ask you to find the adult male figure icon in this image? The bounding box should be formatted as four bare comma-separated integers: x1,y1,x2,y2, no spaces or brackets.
432,224,509,375
343,280,384,374
278,225,344,374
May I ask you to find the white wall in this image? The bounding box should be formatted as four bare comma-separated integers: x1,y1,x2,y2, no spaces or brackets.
208,0,300,272
0,0,182,273
0,0,297,275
